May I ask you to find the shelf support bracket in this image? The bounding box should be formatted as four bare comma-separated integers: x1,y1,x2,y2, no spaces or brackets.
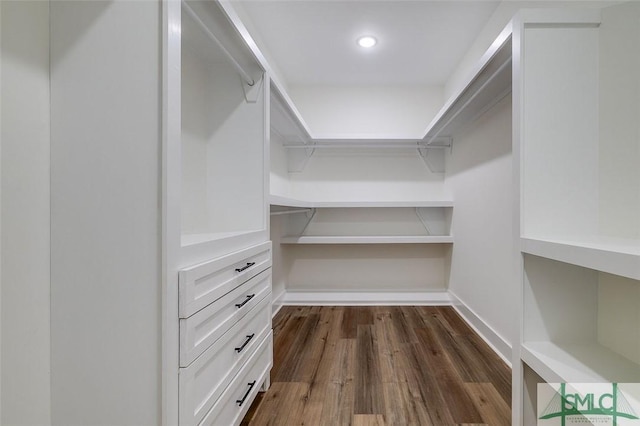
285,142,315,173
417,138,451,173
299,208,317,235
242,74,264,103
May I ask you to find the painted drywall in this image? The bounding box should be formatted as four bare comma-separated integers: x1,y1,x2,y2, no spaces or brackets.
289,151,449,202
284,244,448,293
1,2,52,424
289,85,442,138
49,2,161,424
445,95,515,353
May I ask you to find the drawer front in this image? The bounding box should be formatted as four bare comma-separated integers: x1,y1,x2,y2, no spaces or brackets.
180,269,271,367
179,241,272,317
199,331,273,426
179,297,271,426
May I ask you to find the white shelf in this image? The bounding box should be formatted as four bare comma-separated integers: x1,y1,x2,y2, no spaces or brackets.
422,23,513,145
521,236,640,280
181,230,257,247
521,341,640,384
280,235,454,245
269,194,454,209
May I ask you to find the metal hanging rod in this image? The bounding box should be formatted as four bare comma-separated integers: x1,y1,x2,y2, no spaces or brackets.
423,56,511,144
283,141,450,149
182,1,256,86
270,208,313,216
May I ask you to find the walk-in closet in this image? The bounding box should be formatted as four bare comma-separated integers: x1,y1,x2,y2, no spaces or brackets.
1,1,638,425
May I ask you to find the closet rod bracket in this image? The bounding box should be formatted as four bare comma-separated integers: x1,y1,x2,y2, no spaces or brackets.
242,74,264,103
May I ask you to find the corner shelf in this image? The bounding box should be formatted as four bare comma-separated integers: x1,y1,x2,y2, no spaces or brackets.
521,341,640,384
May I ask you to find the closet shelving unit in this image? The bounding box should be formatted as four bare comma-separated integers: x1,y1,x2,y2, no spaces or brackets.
169,1,274,425
513,6,640,424
266,26,513,244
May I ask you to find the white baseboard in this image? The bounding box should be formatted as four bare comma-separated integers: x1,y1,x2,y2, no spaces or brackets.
281,290,451,306
271,290,286,318
448,290,512,366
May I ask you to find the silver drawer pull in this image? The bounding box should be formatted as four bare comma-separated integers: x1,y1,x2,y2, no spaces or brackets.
236,380,256,406
235,333,255,353
235,262,255,273
235,294,255,308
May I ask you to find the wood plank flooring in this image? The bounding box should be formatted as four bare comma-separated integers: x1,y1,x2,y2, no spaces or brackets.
242,306,511,425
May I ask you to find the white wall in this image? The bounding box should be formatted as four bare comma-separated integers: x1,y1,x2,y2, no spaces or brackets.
284,244,448,293
289,151,449,202
49,2,161,424
445,96,514,356
1,2,52,424
289,85,442,138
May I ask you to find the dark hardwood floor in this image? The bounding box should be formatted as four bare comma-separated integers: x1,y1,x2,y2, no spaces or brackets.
242,306,511,425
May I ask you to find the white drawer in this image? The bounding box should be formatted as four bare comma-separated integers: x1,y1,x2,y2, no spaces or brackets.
199,331,273,426
179,297,271,426
179,241,271,317
180,269,271,367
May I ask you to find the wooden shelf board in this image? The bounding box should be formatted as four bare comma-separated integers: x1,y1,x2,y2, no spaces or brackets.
521,236,640,281
280,235,454,244
521,341,640,384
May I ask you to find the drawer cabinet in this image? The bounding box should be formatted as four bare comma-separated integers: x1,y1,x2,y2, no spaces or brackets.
179,241,272,317
179,297,271,425
178,241,273,426
199,331,273,426
180,269,271,366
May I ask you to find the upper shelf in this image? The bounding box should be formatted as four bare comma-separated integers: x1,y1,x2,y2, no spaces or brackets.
422,23,513,145
269,195,454,209
221,1,513,171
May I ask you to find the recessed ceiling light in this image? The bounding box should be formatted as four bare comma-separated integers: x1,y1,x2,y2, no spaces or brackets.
357,35,377,48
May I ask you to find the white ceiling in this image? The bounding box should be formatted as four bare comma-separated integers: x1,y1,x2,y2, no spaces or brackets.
238,0,501,87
